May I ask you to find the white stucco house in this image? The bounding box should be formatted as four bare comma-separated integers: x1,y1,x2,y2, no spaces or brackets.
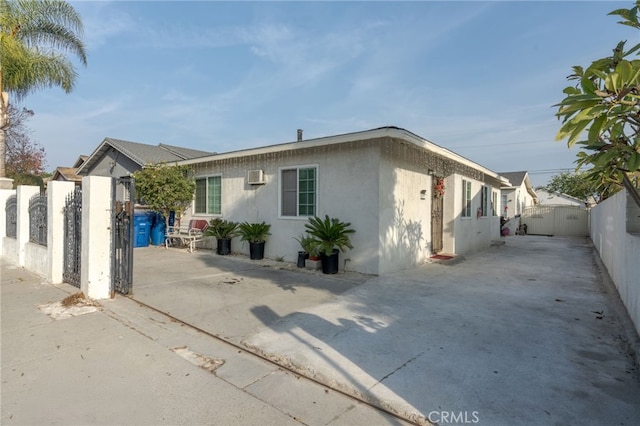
177,126,508,275
498,171,538,218
536,189,588,207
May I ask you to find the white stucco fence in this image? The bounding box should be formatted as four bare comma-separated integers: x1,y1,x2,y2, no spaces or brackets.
1,177,113,299
590,189,640,335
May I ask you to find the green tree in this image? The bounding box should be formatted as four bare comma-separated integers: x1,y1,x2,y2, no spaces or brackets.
5,104,46,176
543,171,607,203
133,164,196,231
0,0,87,179
554,1,640,205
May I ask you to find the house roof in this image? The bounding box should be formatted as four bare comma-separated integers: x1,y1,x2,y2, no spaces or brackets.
498,170,538,202
77,138,214,175
498,171,528,187
536,189,587,205
72,155,88,168
52,167,82,182
179,126,509,183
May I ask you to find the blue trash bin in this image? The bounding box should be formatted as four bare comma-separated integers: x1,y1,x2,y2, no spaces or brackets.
133,211,152,248
151,214,166,246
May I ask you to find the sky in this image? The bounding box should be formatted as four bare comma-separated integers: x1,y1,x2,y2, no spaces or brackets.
19,0,632,188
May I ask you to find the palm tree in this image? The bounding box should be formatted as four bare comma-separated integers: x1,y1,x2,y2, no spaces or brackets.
0,0,87,180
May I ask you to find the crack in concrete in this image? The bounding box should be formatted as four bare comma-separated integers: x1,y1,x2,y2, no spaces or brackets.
370,352,425,390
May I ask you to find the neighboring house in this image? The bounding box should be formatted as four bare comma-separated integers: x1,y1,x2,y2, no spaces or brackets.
50,155,88,186
498,171,538,218
536,189,588,207
77,137,213,178
178,126,508,276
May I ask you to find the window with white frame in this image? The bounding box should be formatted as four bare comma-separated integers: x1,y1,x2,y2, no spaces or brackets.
462,179,472,217
491,191,498,216
481,185,489,217
281,166,316,217
194,175,221,215
501,194,508,216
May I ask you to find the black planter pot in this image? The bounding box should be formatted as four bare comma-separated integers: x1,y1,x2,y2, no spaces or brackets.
249,241,265,260
297,251,309,268
217,238,231,255
321,249,339,274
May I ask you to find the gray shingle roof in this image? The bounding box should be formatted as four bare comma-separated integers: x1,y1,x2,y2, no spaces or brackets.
499,171,528,187
78,138,215,175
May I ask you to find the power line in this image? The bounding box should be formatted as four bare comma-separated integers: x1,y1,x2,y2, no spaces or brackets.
527,168,574,174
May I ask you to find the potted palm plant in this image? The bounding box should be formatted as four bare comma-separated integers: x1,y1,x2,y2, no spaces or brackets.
238,221,271,260
294,233,318,268
304,215,355,274
205,218,238,255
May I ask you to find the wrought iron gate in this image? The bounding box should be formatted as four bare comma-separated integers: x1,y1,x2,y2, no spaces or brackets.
431,183,444,254
112,177,135,295
63,188,82,288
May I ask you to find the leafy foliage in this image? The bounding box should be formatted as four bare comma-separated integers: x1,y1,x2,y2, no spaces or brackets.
5,104,46,175
133,164,196,228
0,0,87,99
237,221,271,243
294,233,318,256
554,1,640,200
1,0,87,177
544,171,607,203
205,218,239,239
10,172,43,189
304,215,355,255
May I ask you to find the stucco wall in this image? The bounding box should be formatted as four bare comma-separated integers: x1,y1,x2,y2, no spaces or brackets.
187,140,381,275
452,174,501,255
2,237,18,263
378,152,431,274
24,242,47,278
590,190,640,335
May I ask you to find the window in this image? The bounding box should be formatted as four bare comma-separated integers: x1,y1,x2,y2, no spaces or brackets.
501,194,508,216
462,179,472,217
281,166,316,217
481,186,489,217
194,175,221,215
492,191,498,216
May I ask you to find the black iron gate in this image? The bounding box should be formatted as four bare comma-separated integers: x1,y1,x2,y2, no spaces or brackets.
63,188,82,288
112,177,135,295
431,182,444,254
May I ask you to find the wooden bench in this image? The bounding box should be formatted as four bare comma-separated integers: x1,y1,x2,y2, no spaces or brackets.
166,219,209,252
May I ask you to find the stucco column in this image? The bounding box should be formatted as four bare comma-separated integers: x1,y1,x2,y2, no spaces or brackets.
16,185,41,266
0,177,13,190
47,181,75,284
0,188,16,256
81,176,112,299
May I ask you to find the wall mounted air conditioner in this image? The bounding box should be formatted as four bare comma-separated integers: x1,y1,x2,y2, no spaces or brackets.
247,169,266,185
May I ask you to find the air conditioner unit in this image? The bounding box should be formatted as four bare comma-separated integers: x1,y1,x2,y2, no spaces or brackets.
247,169,265,185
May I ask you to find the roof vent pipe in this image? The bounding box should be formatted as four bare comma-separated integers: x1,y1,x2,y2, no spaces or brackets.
297,129,303,141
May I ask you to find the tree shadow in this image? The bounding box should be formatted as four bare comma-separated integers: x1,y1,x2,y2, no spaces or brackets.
248,304,428,425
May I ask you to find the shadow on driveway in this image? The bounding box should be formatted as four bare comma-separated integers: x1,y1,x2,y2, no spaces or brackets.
132,237,640,425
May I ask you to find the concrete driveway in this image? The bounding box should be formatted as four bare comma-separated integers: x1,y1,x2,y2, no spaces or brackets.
132,236,640,425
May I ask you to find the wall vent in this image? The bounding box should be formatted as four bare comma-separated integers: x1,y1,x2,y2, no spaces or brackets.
247,169,265,185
